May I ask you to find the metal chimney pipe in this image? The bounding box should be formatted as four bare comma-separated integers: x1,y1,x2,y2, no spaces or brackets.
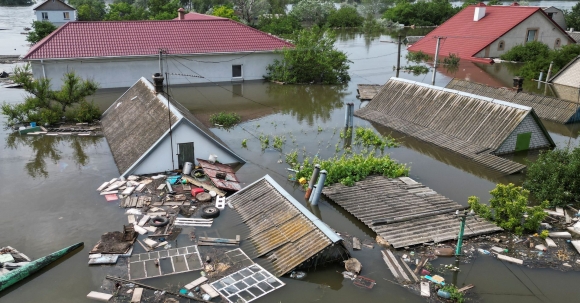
311,170,327,206
152,73,164,93
305,164,321,200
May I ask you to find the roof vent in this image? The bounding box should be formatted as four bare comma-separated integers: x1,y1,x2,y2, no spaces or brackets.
178,8,185,20
152,73,164,93
474,3,486,22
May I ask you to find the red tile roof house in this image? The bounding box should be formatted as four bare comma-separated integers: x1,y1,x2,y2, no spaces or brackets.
408,3,575,64
22,10,294,89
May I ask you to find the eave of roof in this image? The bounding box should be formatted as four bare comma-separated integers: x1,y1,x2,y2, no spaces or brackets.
548,55,580,82
32,0,76,11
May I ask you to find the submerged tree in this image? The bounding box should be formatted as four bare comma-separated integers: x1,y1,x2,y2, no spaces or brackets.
26,21,58,44
1,64,100,126
69,0,107,21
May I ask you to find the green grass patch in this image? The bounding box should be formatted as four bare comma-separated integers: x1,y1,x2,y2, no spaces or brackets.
209,112,241,128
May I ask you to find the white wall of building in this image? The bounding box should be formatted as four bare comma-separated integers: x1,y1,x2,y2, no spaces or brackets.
128,120,241,176
476,11,572,58
29,52,282,89
35,10,75,26
494,114,551,154
543,7,567,30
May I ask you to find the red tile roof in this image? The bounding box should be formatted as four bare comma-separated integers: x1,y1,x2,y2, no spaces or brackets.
408,5,571,63
173,12,225,20
23,20,293,60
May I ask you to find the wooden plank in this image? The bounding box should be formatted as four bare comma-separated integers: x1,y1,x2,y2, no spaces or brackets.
497,254,523,265
122,187,136,195
385,250,410,282
100,190,118,196
184,277,208,290
88,255,119,265
137,215,150,227
131,288,143,303
200,284,220,299
457,284,474,293
128,215,136,224
420,282,430,297
130,196,138,207
136,183,146,192
144,226,157,232
143,239,158,248
136,239,151,252
97,182,111,191
86,291,113,302
352,237,361,250
133,224,148,235
182,175,226,197
156,241,168,248
198,236,239,244
565,211,572,224
545,237,557,247
380,251,400,279
549,232,571,239
571,240,580,254
400,257,419,282
157,184,166,190
147,212,167,217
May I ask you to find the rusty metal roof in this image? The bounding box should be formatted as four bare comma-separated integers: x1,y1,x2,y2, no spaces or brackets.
227,175,342,276
323,175,503,248
446,78,580,124
355,77,555,174
197,158,241,192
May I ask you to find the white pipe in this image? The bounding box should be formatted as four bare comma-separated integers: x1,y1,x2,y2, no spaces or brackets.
311,170,327,206
41,59,46,78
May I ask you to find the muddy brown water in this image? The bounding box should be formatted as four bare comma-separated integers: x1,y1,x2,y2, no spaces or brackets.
2,26,580,302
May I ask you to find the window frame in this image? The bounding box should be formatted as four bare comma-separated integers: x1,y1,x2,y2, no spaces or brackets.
232,64,243,79
525,28,539,43
41,12,48,20
498,40,505,51
63,12,70,20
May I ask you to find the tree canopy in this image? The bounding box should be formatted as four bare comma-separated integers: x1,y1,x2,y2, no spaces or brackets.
290,0,335,25
69,0,107,21
26,21,57,44
382,0,458,26
211,5,240,21
564,2,580,31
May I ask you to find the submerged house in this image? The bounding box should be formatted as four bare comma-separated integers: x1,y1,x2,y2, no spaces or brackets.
355,77,555,174
22,10,293,89
227,175,348,277
548,56,580,102
408,3,575,63
32,0,76,27
101,75,245,177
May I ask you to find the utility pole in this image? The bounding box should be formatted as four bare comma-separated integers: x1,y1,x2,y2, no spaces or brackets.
396,34,402,78
159,49,165,76
455,209,474,257
431,36,443,85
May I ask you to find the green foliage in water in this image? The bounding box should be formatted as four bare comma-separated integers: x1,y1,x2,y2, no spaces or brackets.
26,21,57,44
69,0,107,21
468,183,548,235
273,135,285,150
441,285,465,303
500,42,580,80
290,0,335,25
326,6,364,28
406,51,431,63
382,0,458,26
241,138,248,148
209,112,241,128
65,100,101,123
353,127,398,151
524,148,580,207
259,134,270,150
257,14,302,37
401,65,429,75
442,53,460,66
286,150,409,187
265,26,351,84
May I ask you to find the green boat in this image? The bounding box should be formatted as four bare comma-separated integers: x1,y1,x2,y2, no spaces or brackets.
0,242,83,292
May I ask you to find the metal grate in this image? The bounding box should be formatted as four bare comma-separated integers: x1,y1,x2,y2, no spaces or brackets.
211,264,285,303
128,245,203,280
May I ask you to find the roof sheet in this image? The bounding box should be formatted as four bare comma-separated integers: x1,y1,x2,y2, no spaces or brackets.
446,78,580,123
197,158,241,191
408,5,541,62
568,32,580,43
549,56,580,88
23,19,294,60
33,0,75,11
227,175,343,276
323,176,503,248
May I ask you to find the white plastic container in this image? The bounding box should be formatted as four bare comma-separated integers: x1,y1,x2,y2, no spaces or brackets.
208,154,218,163
183,162,193,175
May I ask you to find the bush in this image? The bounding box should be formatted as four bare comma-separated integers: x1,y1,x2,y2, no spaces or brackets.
382,0,458,26
290,0,336,25
209,112,241,128
468,183,548,235
211,5,240,21
500,41,551,62
500,42,580,80
327,6,364,28
441,285,465,303
257,14,302,36
265,26,351,84
353,126,398,151
26,21,57,44
406,50,431,63
524,148,580,207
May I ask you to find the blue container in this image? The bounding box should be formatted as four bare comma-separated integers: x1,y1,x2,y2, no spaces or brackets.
30,122,36,127
437,289,451,299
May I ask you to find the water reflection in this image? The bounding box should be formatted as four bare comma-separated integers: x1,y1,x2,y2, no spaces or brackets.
5,133,101,178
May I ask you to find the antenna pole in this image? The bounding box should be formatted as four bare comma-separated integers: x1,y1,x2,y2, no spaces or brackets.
431,36,442,85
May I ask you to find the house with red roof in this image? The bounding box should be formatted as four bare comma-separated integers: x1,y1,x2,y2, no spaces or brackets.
408,3,575,64
22,10,293,89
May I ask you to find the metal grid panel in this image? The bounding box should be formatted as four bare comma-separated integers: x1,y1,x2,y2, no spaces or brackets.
128,245,203,280
211,264,285,303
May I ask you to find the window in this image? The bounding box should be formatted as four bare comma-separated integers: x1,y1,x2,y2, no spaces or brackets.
232,65,242,78
63,12,70,20
555,38,561,48
41,12,48,20
526,29,538,42
498,40,505,51
547,12,554,19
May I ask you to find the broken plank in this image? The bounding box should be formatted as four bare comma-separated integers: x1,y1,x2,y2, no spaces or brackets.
131,288,143,303
184,276,208,290
138,215,150,227
100,190,118,196
458,284,474,293
122,187,136,195
381,250,400,280
399,257,419,282
182,175,226,197
156,241,168,248
87,291,113,302
133,224,148,235
385,250,410,282
352,237,361,250
545,237,557,247
128,215,136,224
136,239,151,252
200,284,220,299
136,183,146,192
97,182,111,191
496,254,523,265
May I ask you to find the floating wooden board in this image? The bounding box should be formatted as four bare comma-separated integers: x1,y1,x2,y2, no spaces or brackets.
185,276,208,290
97,182,111,191
571,240,580,254
130,288,143,303
137,215,150,227
545,237,557,247
86,291,113,302
88,255,119,265
201,284,220,299
497,254,523,265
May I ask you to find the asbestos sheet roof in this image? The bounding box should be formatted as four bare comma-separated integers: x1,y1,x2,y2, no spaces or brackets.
197,158,241,192
549,56,580,89
227,175,342,276
357,84,382,100
355,77,538,174
446,78,580,123
23,19,294,60
323,175,502,248
569,32,580,43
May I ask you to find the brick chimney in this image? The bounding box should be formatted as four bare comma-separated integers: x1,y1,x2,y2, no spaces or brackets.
474,3,486,21
177,8,185,20
513,77,524,93
152,73,164,93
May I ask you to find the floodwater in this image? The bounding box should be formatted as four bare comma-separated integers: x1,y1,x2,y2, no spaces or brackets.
2,3,580,303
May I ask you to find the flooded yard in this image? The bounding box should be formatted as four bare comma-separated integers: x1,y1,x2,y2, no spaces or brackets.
1,26,580,303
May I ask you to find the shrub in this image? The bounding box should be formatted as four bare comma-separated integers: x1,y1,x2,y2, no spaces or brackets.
524,148,580,207
406,50,431,63
211,5,240,21
353,126,398,151
382,0,458,26
209,112,241,128
257,14,302,36
500,41,551,62
468,183,548,235
441,285,465,303
327,6,364,28
71,100,101,122
501,42,580,80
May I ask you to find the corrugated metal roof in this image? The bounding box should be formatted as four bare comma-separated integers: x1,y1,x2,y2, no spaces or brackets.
549,56,580,89
568,32,580,43
101,77,244,175
446,78,580,123
355,77,550,174
23,19,293,60
227,175,343,276
322,175,502,248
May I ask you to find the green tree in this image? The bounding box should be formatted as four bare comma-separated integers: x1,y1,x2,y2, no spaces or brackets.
525,148,580,207
233,0,270,25
104,2,148,20
468,183,548,235
501,41,580,80
265,26,351,84
148,0,181,19
487,0,502,5
564,2,580,31
69,0,107,21
211,5,240,21
290,0,335,25
257,14,302,36
26,21,57,44
1,64,100,126
327,5,364,28
383,0,458,26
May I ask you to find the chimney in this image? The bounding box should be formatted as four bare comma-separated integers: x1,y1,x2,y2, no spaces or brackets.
513,77,524,93
152,73,164,93
178,8,185,20
510,2,520,6
474,3,486,21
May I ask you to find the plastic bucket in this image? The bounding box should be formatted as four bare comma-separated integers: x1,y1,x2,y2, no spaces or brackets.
183,162,193,175
30,122,36,127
